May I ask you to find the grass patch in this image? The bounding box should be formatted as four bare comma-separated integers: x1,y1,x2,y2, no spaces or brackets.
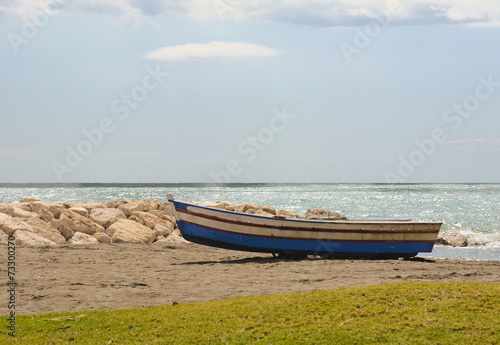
2,282,499,344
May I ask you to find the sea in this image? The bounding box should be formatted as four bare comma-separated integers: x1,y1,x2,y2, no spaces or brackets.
1,183,499,261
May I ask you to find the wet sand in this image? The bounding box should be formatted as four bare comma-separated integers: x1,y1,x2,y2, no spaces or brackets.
3,242,500,315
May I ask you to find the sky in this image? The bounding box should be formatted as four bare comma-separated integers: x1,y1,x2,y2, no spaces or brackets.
1,0,499,183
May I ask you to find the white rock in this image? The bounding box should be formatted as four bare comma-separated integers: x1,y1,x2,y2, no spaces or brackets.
19,198,41,203
11,203,31,211
12,207,39,219
60,209,104,235
436,231,468,247
128,215,145,226
68,232,100,245
0,204,13,216
93,232,111,244
152,212,176,227
161,202,175,216
74,201,107,212
154,222,175,238
118,202,143,217
13,230,57,246
305,209,348,220
50,219,62,229
164,230,188,243
28,203,56,222
276,209,304,219
0,213,34,236
44,202,66,218
69,207,89,218
262,205,277,215
140,200,162,213
253,210,275,217
106,219,155,244
89,208,126,229
152,233,188,246
106,201,121,208
198,200,233,210
24,218,66,244
59,224,75,241
130,211,160,230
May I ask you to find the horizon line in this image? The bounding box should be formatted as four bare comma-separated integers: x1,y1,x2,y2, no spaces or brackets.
1,182,499,188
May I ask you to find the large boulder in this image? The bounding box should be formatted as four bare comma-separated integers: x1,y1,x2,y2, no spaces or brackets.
106,219,155,244
93,232,111,244
69,207,89,218
27,203,55,222
44,202,66,218
153,222,175,238
11,206,39,219
305,209,348,220
38,207,55,222
161,202,176,216
89,208,126,229
165,230,188,243
261,205,277,215
153,230,188,245
276,209,304,219
150,210,176,224
11,203,31,212
60,209,104,235
234,204,259,213
77,201,108,212
24,218,66,244
130,211,161,230
106,200,122,209
0,213,34,236
140,200,163,213
436,231,468,247
0,204,13,216
13,230,57,246
50,219,74,240
19,198,41,203
118,202,143,217
198,200,234,210
68,232,100,245
253,210,276,217
64,201,106,213
156,213,177,227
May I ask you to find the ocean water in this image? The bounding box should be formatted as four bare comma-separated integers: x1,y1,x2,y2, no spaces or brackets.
1,183,499,261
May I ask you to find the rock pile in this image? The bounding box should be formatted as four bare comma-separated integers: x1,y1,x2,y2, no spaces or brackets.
436,231,468,247
2,198,469,248
197,201,348,220
0,199,183,246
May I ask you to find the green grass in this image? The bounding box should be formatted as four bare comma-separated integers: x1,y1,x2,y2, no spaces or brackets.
2,282,499,344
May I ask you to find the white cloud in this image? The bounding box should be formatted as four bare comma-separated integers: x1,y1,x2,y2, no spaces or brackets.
145,41,278,60
2,0,500,27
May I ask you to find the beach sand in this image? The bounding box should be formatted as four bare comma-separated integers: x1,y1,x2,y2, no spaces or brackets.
4,242,500,315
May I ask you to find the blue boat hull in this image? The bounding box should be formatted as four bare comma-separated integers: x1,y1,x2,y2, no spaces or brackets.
178,221,432,258
169,196,441,258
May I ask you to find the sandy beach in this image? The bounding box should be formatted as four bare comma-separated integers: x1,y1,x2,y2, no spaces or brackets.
4,242,500,315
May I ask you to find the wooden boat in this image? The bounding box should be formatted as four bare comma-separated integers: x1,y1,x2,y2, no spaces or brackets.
167,194,442,259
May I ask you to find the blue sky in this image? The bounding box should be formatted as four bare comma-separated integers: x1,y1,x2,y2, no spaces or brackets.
1,0,499,183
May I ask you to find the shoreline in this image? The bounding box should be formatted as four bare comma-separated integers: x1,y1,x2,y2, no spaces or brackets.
3,242,500,315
